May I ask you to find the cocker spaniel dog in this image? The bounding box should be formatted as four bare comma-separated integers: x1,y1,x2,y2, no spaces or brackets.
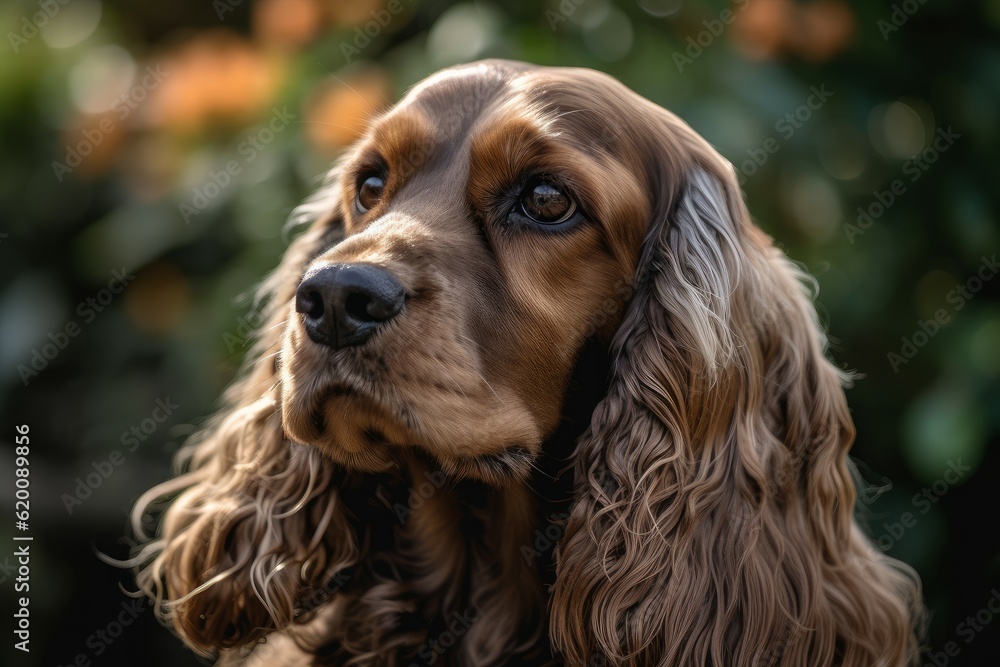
132,60,924,666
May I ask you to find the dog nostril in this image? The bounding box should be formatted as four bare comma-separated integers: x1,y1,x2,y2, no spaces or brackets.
345,292,375,322
295,289,325,320
305,291,324,319
345,289,402,322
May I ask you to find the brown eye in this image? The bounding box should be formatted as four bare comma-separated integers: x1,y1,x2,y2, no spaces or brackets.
518,179,577,225
356,174,385,212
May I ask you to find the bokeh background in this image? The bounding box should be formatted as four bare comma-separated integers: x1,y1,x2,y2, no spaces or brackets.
0,0,998,665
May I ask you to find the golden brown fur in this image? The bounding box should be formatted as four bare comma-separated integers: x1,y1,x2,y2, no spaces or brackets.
131,60,923,665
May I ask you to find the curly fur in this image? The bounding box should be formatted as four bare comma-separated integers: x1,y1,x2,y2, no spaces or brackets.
131,60,923,666
550,166,923,666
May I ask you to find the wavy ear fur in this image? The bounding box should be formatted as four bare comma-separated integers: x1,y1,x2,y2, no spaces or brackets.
551,144,923,665
131,178,360,657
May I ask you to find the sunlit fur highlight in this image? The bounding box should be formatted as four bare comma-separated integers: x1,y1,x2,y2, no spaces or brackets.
131,60,923,666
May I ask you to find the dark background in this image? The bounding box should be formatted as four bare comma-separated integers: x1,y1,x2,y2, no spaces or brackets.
0,0,998,665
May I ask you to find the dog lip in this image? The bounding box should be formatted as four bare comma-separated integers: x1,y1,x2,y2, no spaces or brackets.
441,445,536,485
305,383,360,435
490,446,532,463
288,374,418,449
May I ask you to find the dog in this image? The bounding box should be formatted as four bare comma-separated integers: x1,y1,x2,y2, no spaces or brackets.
132,60,923,666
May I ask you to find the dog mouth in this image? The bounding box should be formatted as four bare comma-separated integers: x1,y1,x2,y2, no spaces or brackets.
280,321,543,486
439,446,535,485
283,374,536,483
304,377,406,433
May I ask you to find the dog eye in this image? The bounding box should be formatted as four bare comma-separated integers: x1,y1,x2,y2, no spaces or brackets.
356,174,385,213
517,179,577,225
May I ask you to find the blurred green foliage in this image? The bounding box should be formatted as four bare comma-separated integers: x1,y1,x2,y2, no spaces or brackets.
0,0,998,664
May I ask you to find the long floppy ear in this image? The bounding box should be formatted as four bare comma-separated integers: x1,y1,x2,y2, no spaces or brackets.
130,176,361,657
551,144,923,665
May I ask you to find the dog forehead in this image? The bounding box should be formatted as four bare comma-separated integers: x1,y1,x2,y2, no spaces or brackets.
405,61,508,98
390,61,521,136
383,65,588,166
394,63,642,152
398,62,596,116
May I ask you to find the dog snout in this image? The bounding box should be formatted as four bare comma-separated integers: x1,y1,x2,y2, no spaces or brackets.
295,264,405,349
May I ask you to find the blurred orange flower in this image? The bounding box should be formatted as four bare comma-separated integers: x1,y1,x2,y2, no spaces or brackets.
148,30,285,135
253,0,324,50
733,0,855,62
57,111,125,180
794,0,855,62
732,0,795,60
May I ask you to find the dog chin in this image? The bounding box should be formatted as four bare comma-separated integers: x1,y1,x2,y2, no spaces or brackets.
281,386,395,466
282,388,537,484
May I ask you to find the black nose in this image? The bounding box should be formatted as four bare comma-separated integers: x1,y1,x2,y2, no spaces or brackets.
295,264,405,348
